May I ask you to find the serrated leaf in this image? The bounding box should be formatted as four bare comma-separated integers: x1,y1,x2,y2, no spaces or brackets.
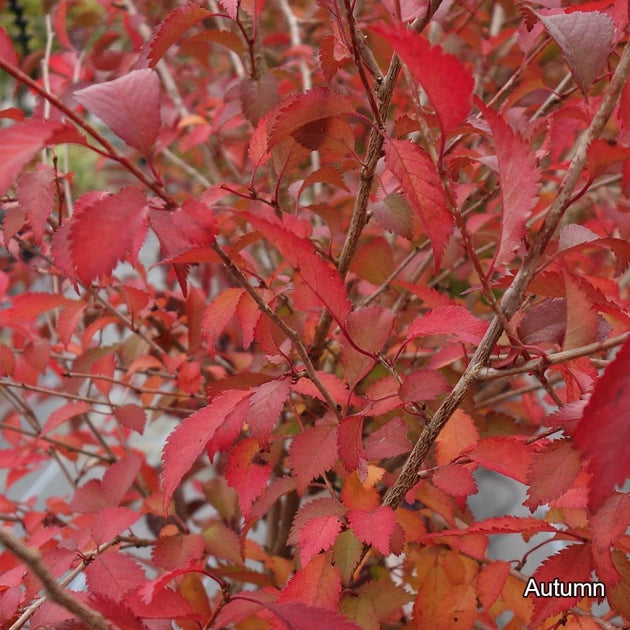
246,378,290,443
468,436,533,483
538,10,615,96
399,369,449,403
140,2,213,68
337,416,368,481
0,121,61,197
161,390,249,511
202,287,245,354
574,339,630,511
529,543,594,627
480,103,539,265
371,192,414,239
225,437,270,519
518,298,566,346
245,214,351,325
17,164,55,244
74,69,160,154
432,464,477,498
64,187,149,284
348,506,396,556
385,138,453,269
262,601,362,630
267,87,355,151
374,24,473,140
91,507,140,546
289,423,338,495
364,417,412,460
407,305,488,345
525,439,581,511
278,554,341,611
85,550,146,599
152,533,205,569
333,529,363,584
218,0,239,19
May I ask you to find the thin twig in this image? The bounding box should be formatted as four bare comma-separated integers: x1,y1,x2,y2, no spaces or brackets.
0,527,109,630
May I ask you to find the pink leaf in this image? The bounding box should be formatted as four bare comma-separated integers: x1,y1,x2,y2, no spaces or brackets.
0,121,61,197
289,498,347,547
374,24,473,139
432,464,477,498
17,164,55,244
385,138,453,269
480,104,540,265
469,437,533,484
74,69,160,154
161,390,249,510
538,10,615,96
114,404,147,434
348,506,397,556
202,287,245,354
574,338,630,511
289,423,338,495
41,401,91,435
218,0,239,19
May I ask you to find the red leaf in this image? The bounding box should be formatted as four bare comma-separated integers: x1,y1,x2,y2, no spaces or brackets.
114,404,147,434
348,506,397,556
424,515,557,538
41,401,90,435
371,192,414,239
432,464,477,498
591,493,630,585
91,507,140,546
254,600,362,630
537,10,615,96
202,288,245,354
245,214,351,325
161,390,249,510
152,533,206,570
74,69,160,154
468,436,533,483
267,87,355,150
374,24,473,139
0,26,18,66
289,498,347,546
337,415,368,481
246,378,290,443
385,138,453,269
85,550,146,599
517,298,566,346
574,339,630,511
62,187,149,284
297,515,344,566
278,554,342,611
0,293,74,328
0,120,61,197
407,305,489,345
529,543,594,627
225,437,271,519
140,2,214,68
364,417,412,460
17,164,55,244
476,561,510,611
525,439,582,511
480,103,540,265
399,369,449,403
289,423,338,495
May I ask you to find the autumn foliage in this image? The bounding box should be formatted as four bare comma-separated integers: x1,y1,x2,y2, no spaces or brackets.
2,0,630,628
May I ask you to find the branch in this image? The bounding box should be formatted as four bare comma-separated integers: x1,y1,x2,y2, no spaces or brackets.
382,37,630,510
309,3,443,361
0,527,109,630
210,241,341,416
